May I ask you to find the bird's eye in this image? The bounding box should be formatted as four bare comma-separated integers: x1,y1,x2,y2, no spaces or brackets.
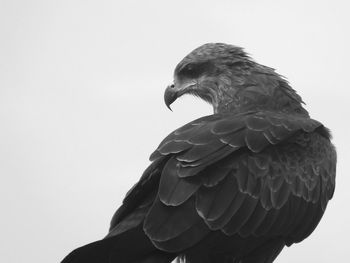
185,64,194,72
179,62,212,78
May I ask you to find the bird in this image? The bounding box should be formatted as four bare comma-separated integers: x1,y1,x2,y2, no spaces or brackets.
62,43,336,263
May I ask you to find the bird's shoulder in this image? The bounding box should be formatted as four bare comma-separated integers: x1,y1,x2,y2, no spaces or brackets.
150,110,329,162
149,110,335,208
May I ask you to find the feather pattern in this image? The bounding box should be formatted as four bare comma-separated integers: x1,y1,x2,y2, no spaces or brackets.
141,111,335,253
106,111,335,256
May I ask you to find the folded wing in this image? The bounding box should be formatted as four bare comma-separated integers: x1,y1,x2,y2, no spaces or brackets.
109,111,336,253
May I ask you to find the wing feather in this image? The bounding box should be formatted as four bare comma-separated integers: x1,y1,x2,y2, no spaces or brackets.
222,195,259,235
115,111,336,254
200,160,236,187
159,157,200,206
144,197,198,242
245,129,270,153
151,218,210,252
176,139,225,162
253,208,280,236
206,190,247,230
238,203,268,237
196,174,239,221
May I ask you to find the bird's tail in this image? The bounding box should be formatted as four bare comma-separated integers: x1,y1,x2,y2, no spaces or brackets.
61,225,176,263
61,238,117,263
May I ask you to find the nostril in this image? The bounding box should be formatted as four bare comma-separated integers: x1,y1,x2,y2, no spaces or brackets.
169,84,175,89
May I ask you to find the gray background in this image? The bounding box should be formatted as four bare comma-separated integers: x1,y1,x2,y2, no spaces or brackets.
1,0,349,262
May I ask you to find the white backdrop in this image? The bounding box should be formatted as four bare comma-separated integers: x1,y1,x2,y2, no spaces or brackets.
1,1,349,262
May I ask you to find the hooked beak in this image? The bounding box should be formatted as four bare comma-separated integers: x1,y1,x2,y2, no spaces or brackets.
164,84,177,111
164,81,197,111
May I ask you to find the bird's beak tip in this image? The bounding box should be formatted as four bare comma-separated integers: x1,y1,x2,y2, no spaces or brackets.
164,84,177,111
166,104,173,111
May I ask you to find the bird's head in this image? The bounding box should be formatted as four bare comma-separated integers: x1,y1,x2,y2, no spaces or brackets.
165,43,307,115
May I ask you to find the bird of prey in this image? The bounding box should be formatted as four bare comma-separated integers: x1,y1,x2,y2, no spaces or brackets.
62,43,336,263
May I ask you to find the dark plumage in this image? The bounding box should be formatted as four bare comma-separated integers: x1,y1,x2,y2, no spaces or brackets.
62,43,336,263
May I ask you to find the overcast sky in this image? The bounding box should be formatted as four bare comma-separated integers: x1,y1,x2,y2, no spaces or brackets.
1,1,349,262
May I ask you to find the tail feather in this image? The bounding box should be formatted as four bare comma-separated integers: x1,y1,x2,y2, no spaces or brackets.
61,237,117,263
61,225,175,263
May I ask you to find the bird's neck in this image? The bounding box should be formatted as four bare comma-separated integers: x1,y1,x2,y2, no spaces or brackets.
211,71,309,116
